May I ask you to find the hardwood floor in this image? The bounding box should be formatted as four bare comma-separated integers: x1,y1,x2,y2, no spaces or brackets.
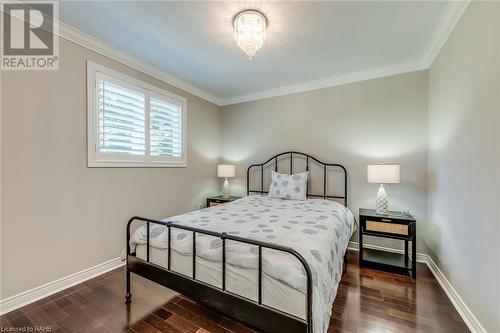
0,251,469,333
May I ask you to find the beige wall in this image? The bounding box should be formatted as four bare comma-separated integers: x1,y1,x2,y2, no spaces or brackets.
427,2,500,332
221,71,429,253
0,38,221,298
2,6,498,332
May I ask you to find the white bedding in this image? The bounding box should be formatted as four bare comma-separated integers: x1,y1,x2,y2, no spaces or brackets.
135,245,307,318
130,195,356,333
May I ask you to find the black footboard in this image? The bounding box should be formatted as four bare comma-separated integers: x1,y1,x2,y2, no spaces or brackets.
126,216,313,333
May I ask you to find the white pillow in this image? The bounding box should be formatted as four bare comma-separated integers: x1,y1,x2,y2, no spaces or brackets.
268,171,309,200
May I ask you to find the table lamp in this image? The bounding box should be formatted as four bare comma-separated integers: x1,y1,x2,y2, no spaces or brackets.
217,164,236,199
367,164,400,215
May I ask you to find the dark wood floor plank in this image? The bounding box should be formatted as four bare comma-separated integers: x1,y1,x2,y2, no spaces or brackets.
0,251,469,333
162,302,231,333
41,301,69,323
131,320,162,333
176,299,226,325
143,313,181,333
219,318,259,333
24,307,60,331
166,314,200,333
5,310,33,328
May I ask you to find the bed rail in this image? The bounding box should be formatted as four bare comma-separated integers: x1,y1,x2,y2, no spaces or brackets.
126,216,313,333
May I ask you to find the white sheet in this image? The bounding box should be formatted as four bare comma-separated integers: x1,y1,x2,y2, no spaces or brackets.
136,245,307,318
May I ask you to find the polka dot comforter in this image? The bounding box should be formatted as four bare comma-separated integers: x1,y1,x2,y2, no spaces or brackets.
130,195,357,333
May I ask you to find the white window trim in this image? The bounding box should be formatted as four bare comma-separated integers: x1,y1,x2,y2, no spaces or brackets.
87,61,187,168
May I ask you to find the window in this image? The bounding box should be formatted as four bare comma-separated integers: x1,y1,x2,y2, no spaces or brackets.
87,61,186,167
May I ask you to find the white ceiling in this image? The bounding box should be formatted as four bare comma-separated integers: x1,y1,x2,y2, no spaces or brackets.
59,1,456,104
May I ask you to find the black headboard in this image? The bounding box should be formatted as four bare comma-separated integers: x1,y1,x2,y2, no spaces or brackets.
246,151,348,206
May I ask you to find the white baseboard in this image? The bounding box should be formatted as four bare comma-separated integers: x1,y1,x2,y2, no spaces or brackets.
424,255,487,333
348,241,486,333
0,257,125,316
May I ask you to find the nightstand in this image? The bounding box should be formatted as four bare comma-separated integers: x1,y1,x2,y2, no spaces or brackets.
206,195,242,207
359,208,417,278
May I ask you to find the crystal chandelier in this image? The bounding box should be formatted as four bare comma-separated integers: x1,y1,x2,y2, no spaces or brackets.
233,10,267,60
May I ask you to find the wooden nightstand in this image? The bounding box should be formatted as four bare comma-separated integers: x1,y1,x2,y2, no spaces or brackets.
359,208,417,278
206,195,242,207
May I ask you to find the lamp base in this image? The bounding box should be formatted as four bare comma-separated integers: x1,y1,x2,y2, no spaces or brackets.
376,184,388,215
222,178,230,199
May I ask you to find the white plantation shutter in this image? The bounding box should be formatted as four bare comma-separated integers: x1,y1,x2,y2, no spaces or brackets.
88,62,187,167
150,97,182,158
98,80,146,155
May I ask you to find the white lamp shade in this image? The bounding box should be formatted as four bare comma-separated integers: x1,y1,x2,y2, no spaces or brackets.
367,164,400,184
217,164,236,178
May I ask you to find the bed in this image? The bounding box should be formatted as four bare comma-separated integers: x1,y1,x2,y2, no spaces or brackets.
126,152,356,333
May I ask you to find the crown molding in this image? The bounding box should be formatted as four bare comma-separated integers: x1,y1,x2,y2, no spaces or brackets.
47,1,468,107
3,1,223,105
220,61,426,106
421,0,471,68
220,0,470,106
57,20,224,106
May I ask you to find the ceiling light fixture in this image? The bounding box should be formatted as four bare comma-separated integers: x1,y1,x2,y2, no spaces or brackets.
233,9,267,60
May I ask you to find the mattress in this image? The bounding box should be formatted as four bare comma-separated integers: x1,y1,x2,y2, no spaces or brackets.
135,245,307,318
130,195,356,333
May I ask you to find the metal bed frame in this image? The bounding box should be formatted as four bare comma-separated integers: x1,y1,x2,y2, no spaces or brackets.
126,152,348,333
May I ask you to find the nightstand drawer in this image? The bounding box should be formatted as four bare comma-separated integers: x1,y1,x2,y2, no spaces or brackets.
209,201,222,207
366,220,408,236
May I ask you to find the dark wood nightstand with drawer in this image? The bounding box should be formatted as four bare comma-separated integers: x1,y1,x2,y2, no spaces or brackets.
206,195,242,207
359,208,417,278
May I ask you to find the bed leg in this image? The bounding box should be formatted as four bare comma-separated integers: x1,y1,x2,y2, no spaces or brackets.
125,268,132,304
343,252,348,277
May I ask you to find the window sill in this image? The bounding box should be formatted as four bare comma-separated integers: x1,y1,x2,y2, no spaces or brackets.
87,161,187,168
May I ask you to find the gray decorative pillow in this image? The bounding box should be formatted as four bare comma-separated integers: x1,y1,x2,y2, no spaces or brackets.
268,171,308,200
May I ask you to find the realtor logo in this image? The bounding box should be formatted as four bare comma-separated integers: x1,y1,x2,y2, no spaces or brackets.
1,1,59,70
